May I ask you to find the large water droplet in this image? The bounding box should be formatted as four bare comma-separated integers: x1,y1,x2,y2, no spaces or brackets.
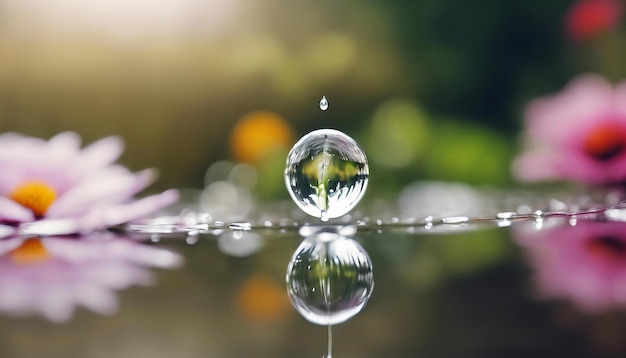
320,96,329,111
285,129,369,221
286,233,374,325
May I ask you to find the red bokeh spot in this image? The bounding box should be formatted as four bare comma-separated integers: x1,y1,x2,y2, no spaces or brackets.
565,0,622,41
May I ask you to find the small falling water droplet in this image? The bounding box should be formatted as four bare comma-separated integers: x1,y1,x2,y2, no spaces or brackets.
285,129,369,221
320,96,329,111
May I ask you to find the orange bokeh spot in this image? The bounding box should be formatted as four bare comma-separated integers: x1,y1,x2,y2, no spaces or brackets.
10,181,57,217
10,239,51,265
230,111,293,163
236,274,292,321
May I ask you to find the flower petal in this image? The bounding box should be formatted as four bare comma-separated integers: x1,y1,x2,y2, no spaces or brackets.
0,197,34,223
46,132,82,159
19,219,80,236
74,283,119,316
76,135,124,173
47,169,156,218
526,74,614,144
0,237,24,255
77,189,179,233
0,225,16,239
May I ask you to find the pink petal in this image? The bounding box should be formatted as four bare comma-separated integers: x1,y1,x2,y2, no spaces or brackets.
76,135,124,173
511,151,561,181
47,169,156,218
0,225,16,239
526,74,614,144
0,197,34,223
0,172,24,196
0,237,24,256
19,219,80,236
77,189,179,233
46,132,81,160
73,283,118,315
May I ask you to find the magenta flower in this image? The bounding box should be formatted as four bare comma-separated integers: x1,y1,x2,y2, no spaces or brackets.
515,220,626,313
513,74,626,184
0,132,178,235
0,233,182,322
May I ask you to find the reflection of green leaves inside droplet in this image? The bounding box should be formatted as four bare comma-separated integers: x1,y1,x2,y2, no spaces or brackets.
291,246,367,307
301,153,360,183
286,237,373,325
299,152,363,211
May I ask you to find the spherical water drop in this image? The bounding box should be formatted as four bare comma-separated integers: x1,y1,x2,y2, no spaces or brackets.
286,233,374,325
320,96,329,111
285,129,368,221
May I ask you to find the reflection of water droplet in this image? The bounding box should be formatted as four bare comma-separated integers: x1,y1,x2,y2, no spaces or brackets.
496,211,516,220
285,129,369,221
286,233,374,325
218,231,264,257
320,96,329,111
497,219,512,228
185,235,199,245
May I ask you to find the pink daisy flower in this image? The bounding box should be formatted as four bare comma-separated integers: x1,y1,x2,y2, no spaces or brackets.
512,74,626,184
0,233,182,322
515,220,626,313
0,132,178,235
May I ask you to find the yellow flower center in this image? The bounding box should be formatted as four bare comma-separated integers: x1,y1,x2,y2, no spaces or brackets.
10,181,57,217
9,239,51,265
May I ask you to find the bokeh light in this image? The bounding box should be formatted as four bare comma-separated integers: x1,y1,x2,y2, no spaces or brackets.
230,111,294,164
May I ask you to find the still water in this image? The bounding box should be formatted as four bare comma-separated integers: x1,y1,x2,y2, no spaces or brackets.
1,210,626,358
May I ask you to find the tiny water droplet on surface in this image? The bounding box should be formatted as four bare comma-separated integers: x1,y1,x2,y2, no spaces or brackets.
218,231,264,257
228,222,252,231
286,232,374,325
285,129,369,221
442,216,469,224
320,96,329,111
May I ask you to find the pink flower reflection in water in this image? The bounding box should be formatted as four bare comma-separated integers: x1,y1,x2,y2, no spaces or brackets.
512,74,626,184
0,233,182,322
516,220,626,313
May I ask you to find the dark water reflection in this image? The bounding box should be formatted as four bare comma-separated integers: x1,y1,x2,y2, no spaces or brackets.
2,217,626,357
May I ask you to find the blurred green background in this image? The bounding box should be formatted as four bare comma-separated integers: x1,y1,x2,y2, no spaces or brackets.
0,0,622,198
